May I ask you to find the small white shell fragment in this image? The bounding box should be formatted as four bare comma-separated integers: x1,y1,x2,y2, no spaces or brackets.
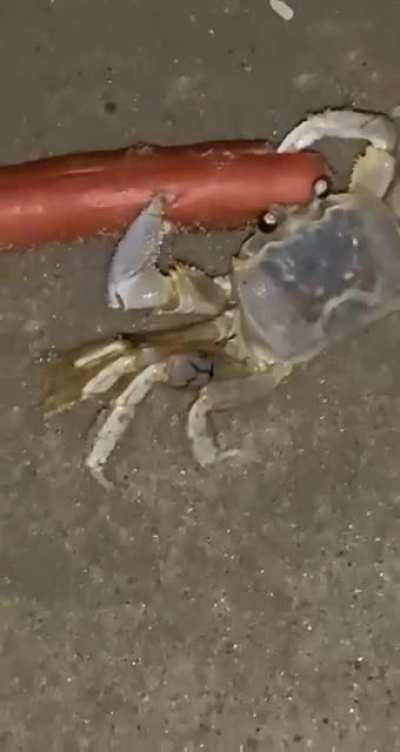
269,0,294,22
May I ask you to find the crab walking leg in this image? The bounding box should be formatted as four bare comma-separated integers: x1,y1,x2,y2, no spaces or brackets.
81,355,138,399
187,365,292,467
42,339,141,415
86,362,168,489
45,354,139,416
74,340,130,368
277,108,397,154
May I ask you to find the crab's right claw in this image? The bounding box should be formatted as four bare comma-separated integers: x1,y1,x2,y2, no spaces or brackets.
107,195,174,311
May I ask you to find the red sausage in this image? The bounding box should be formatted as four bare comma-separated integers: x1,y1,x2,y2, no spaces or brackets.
0,140,329,250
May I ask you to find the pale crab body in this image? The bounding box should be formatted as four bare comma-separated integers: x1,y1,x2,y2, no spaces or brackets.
43,108,400,488
234,189,400,365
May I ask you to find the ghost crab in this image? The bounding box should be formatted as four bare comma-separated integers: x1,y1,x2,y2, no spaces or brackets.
43,108,400,488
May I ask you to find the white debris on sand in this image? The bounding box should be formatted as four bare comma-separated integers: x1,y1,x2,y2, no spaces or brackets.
269,0,294,21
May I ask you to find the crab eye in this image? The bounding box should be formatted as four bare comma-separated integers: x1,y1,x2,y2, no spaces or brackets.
313,177,330,198
258,210,278,233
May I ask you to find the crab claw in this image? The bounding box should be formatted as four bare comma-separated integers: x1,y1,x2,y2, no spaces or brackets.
107,194,230,317
277,108,398,154
107,195,174,311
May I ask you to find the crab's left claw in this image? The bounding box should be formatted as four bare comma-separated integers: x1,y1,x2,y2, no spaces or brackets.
277,108,398,154
107,195,174,311
278,108,399,203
